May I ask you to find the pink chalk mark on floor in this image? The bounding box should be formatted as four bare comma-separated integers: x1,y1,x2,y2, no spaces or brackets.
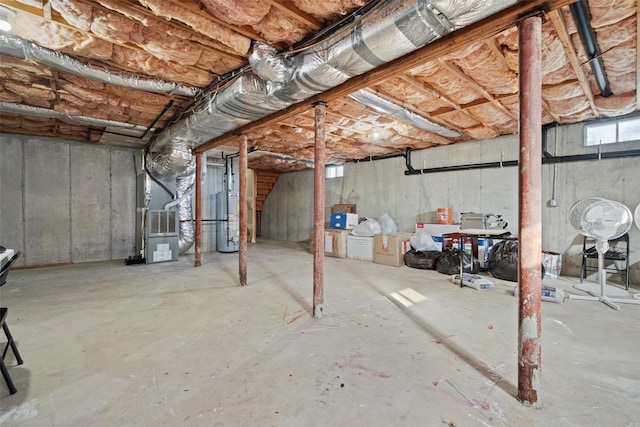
287,311,307,324
431,334,457,344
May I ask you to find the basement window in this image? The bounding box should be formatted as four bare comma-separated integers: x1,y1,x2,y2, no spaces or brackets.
325,164,344,179
584,116,640,146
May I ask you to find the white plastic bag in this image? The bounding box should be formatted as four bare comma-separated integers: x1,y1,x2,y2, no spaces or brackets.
377,213,398,234
351,218,381,237
410,232,439,252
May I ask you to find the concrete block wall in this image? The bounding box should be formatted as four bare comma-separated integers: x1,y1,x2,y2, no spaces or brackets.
0,133,138,266
263,123,640,285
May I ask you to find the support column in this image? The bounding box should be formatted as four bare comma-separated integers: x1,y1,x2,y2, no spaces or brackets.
313,102,326,319
194,152,203,268
239,134,248,286
517,14,543,408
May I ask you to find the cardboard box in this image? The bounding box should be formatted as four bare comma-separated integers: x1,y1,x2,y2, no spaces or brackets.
347,236,374,261
374,233,413,266
310,229,350,258
331,204,357,214
330,213,358,229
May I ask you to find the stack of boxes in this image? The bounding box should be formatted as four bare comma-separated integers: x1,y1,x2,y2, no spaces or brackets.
310,204,412,266
311,205,490,269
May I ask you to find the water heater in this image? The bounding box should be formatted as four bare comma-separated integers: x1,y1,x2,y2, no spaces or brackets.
217,191,239,252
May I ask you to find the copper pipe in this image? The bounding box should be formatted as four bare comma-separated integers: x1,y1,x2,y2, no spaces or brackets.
517,14,543,408
313,102,326,319
239,134,248,286
194,152,202,267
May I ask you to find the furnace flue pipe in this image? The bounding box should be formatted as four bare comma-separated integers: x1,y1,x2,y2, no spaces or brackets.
517,14,543,408
194,152,203,268
239,134,248,286
313,102,327,319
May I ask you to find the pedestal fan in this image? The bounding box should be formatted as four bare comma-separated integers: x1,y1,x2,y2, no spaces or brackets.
568,197,639,310
634,203,640,300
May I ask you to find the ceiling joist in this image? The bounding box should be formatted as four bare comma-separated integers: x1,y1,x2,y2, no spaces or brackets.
266,0,322,30
547,9,599,117
398,74,500,135
437,59,517,121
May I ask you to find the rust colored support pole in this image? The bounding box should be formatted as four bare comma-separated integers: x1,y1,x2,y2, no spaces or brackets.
239,134,248,286
194,152,203,268
517,14,543,408
313,101,326,319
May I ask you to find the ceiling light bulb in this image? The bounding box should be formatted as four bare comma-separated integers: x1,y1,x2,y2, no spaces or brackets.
293,127,303,134
371,131,380,140
0,5,15,32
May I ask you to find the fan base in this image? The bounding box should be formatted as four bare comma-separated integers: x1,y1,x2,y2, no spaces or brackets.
574,282,629,297
569,292,640,310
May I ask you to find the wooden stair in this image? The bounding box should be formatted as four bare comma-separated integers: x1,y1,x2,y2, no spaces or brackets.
254,170,281,237
255,170,281,211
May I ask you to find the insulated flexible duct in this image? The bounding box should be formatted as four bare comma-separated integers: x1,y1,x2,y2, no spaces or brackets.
348,90,461,138
176,161,196,253
147,0,515,173
0,34,199,98
146,0,516,252
0,101,149,132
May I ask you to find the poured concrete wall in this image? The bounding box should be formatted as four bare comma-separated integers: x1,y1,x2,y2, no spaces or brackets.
263,123,640,285
0,133,137,266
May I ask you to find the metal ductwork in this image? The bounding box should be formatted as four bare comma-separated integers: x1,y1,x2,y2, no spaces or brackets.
0,34,200,98
145,0,517,253
176,162,196,253
0,101,150,132
569,0,612,97
348,90,461,138
146,0,515,173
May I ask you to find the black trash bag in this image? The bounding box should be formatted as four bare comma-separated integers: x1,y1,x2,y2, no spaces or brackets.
436,248,479,275
488,241,547,282
404,249,441,270
488,240,518,281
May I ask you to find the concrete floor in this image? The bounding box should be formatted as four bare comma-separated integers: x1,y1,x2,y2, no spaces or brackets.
1,240,639,427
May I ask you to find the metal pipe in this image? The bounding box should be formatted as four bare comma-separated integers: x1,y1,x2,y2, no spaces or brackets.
352,151,407,163
405,147,416,173
517,15,543,408
544,149,640,163
239,134,248,286
223,155,231,244
313,102,327,319
142,100,174,140
405,160,519,174
194,152,202,268
569,1,612,97
403,149,640,175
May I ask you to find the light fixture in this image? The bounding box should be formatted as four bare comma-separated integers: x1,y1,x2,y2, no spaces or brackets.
293,127,303,134
371,130,380,140
0,6,15,32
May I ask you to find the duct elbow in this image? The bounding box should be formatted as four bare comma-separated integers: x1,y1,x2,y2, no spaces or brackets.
248,41,293,84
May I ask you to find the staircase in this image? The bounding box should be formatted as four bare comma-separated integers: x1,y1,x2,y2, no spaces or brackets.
254,170,281,237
